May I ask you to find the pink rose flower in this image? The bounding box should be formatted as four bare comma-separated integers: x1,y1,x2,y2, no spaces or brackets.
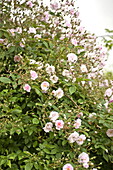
68,131,79,143
43,122,53,133
74,118,81,129
106,129,113,137
23,84,31,92
41,81,49,91
67,53,77,63
30,70,38,80
63,163,74,170
55,120,64,130
28,27,36,34
26,1,34,8
104,88,112,97
49,111,59,122
76,134,86,145
80,64,88,73
52,88,64,99
83,163,89,169
71,38,77,46
14,55,22,62
78,152,89,164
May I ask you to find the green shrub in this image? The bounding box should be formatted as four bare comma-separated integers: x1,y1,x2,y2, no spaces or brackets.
0,0,113,169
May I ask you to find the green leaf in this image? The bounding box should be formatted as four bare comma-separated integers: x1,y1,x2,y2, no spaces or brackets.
25,163,33,170
32,118,39,124
7,160,11,168
0,77,12,83
69,86,76,95
8,153,17,160
78,99,84,104
62,140,67,146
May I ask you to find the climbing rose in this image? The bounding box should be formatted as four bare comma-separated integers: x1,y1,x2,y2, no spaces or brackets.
55,120,64,130
67,53,77,63
80,64,88,72
78,152,89,164
104,88,112,97
71,38,77,46
50,75,58,83
46,65,55,75
63,163,74,170
49,111,59,122
14,55,21,62
76,134,86,145
74,118,81,129
30,70,38,80
68,131,79,143
28,27,36,34
23,84,31,92
52,88,64,99
41,81,49,91
106,129,113,137
43,122,53,132
83,163,89,169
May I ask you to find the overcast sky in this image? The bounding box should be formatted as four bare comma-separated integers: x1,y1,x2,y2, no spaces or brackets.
76,0,113,69
76,0,113,36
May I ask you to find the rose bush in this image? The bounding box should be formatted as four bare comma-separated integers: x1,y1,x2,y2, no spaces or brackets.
0,0,113,169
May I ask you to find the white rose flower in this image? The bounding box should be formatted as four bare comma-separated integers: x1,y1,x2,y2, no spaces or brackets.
68,131,79,143
50,75,58,83
46,65,55,75
106,129,113,137
43,122,53,132
49,111,59,122
52,88,64,99
41,81,49,91
80,64,88,72
67,53,78,63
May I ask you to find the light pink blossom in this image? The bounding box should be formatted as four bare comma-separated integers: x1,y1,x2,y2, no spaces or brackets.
50,1,59,10
70,8,75,15
74,118,81,129
20,42,25,47
106,129,113,137
89,113,96,118
46,65,55,75
55,120,64,130
30,70,38,80
104,88,112,97
67,53,77,63
49,111,59,122
9,29,15,36
83,163,89,168
71,38,77,46
16,27,22,34
34,34,41,39
68,131,79,143
63,163,74,170
76,134,86,145
41,81,49,91
43,122,53,132
44,11,49,22
80,64,88,73
50,75,58,83
62,69,71,78
28,27,36,34
23,84,31,92
26,1,34,8
0,39,5,43
78,152,89,164
52,88,64,99
14,55,22,62
65,21,71,27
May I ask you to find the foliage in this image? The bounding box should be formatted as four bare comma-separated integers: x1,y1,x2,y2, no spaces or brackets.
0,0,113,169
